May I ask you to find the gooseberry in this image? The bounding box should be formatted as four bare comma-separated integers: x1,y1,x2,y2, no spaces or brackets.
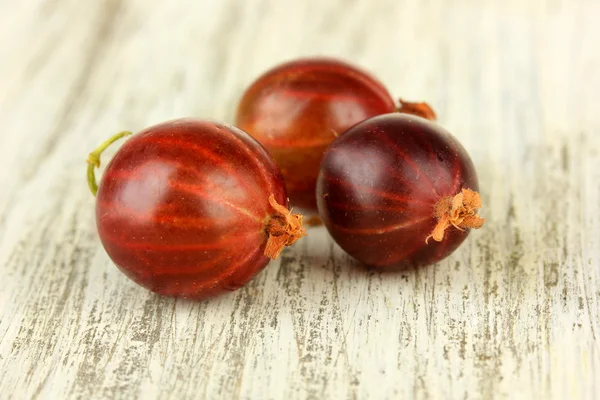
316,113,484,269
235,57,397,211
87,118,306,299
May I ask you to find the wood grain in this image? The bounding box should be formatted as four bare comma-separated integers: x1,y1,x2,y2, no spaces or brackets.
1,0,599,399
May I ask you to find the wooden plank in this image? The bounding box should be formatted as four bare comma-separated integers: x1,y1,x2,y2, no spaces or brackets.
0,0,599,398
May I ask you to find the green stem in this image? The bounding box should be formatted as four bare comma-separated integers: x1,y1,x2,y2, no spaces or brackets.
86,131,132,196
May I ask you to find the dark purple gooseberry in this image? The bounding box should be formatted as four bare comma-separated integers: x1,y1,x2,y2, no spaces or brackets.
316,113,485,270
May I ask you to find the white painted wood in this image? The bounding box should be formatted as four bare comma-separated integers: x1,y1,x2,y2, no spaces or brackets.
1,0,599,398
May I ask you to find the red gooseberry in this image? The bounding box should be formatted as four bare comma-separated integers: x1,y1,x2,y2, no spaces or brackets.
87,118,306,299
316,113,485,269
235,57,398,211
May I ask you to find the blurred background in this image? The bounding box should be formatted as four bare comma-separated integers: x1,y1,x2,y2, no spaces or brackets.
1,0,598,208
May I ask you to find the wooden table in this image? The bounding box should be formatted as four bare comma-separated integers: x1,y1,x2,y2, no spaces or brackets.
1,0,599,398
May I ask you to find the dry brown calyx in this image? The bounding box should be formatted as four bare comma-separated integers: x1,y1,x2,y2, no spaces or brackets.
426,188,485,243
397,99,437,121
264,195,307,259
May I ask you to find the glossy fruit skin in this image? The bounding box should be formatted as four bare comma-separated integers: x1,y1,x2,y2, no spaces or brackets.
317,113,479,269
236,58,396,211
96,118,287,299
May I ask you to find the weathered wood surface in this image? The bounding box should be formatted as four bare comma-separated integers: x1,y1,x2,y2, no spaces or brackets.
1,0,599,398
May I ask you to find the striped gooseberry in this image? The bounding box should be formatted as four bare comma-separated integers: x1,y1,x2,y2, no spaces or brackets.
87,118,306,299
235,57,398,211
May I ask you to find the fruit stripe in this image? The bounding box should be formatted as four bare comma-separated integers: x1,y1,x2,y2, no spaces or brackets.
149,250,239,277
196,244,265,290
170,182,264,222
451,153,463,195
372,131,440,197
332,68,394,108
96,200,233,229
325,176,430,205
148,239,264,277
248,61,393,109
105,158,269,217
159,244,266,297
99,231,262,251
443,135,467,195
329,216,432,235
327,145,435,199
382,234,456,267
104,169,264,222
97,199,180,216
253,88,388,104
132,136,267,205
325,201,411,213
217,125,278,198
413,125,450,184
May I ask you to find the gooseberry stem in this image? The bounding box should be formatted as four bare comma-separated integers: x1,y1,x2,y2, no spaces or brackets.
397,99,437,121
86,131,132,196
